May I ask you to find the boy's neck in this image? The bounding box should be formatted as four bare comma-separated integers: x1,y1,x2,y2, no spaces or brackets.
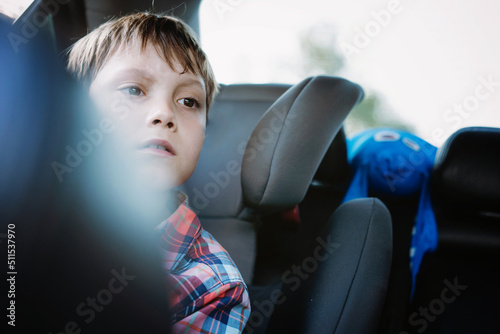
155,189,186,221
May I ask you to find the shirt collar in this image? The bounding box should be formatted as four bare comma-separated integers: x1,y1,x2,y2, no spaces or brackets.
157,193,202,271
156,191,188,230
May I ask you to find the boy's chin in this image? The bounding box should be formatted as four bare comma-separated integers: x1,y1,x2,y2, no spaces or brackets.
139,170,182,193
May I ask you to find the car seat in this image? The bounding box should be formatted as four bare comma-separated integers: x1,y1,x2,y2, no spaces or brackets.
183,76,393,333
183,76,363,284
404,127,500,334
336,129,439,334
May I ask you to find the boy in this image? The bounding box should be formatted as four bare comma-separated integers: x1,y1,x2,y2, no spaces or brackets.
67,12,250,333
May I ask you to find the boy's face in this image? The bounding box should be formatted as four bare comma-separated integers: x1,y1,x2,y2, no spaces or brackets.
89,43,206,190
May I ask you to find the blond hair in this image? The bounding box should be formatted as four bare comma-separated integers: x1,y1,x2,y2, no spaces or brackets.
67,12,218,112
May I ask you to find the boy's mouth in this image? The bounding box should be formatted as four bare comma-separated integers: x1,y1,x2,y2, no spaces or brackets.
139,139,175,156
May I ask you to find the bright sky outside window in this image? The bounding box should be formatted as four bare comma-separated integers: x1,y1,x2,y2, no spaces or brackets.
200,0,500,145
0,0,35,21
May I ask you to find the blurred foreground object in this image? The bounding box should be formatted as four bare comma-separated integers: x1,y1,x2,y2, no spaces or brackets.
0,14,171,334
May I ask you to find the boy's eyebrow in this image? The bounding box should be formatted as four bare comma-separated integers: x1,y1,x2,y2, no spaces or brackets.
176,77,205,91
110,68,155,83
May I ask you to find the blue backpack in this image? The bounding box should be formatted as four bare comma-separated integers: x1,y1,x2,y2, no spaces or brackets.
343,128,438,297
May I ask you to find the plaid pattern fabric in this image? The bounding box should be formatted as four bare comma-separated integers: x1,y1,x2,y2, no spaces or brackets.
158,198,250,333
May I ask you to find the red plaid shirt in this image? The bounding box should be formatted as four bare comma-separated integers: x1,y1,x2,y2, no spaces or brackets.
157,196,250,333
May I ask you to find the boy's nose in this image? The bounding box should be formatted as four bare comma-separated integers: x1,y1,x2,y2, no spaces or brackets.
147,106,176,130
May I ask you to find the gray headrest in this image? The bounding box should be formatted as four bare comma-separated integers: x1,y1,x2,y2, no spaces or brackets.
241,76,364,214
432,126,500,214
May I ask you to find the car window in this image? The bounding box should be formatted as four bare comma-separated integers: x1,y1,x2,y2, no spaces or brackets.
0,0,34,21
199,0,500,145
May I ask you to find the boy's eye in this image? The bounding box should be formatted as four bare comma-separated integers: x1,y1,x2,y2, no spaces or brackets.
120,86,144,96
178,98,200,108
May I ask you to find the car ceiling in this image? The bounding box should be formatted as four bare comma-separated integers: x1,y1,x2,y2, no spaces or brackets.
48,0,202,52
84,0,201,31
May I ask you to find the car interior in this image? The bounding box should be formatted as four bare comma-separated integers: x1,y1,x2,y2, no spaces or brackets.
2,0,500,333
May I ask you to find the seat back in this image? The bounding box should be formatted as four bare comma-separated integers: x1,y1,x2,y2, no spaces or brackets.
265,197,392,334
405,127,500,333
182,83,291,282
431,126,500,253
182,76,364,284
183,76,394,334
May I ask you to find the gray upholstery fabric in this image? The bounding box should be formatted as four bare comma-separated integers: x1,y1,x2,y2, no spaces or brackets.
241,76,363,215
183,78,363,284
313,128,350,186
183,84,291,218
182,83,290,283
199,218,257,283
266,198,392,334
432,126,500,214
183,77,363,284
431,127,500,251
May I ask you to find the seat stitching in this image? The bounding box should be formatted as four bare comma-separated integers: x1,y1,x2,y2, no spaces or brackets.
332,198,376,333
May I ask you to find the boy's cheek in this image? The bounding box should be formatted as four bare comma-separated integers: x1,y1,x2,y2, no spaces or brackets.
191,130,206,167
192,121,206,148
88,99,139,153
90,93,138,133
90,83,125,116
